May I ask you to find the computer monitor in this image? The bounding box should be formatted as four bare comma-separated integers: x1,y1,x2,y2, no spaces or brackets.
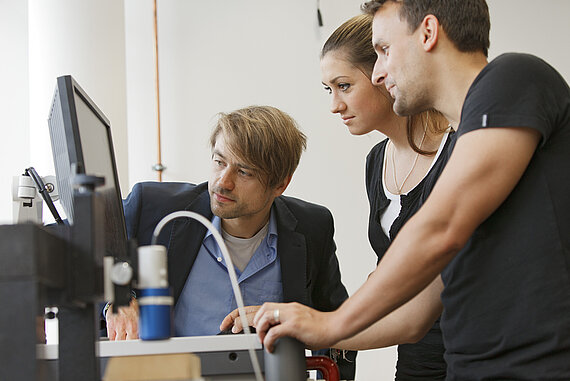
47,75,128,259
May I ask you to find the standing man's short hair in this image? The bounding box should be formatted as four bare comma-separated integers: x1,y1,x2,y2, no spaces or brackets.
362,0,491,57
209,105,307,188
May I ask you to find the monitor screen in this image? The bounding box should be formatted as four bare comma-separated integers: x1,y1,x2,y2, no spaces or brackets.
47,75,127,259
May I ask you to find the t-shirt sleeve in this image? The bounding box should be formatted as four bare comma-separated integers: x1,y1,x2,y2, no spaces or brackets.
459,53,569,147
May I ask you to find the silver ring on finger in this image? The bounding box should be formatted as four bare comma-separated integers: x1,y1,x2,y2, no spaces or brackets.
273,309,280,324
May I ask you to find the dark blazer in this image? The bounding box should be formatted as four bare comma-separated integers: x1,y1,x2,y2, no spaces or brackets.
123,181,349,311
123,181,356,378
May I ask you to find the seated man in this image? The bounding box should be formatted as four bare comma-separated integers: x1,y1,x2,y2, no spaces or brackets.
105,105,355,378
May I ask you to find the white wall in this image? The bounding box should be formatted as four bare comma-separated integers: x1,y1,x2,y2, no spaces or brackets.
487,0,570,82
0,0,128,224
0,0,30,224
27,0,128,197
124,0,379,292
123,1,570,379
2,0,570,379
124,1,394,378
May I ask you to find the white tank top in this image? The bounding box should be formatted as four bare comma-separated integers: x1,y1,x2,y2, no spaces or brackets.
380,131,450,237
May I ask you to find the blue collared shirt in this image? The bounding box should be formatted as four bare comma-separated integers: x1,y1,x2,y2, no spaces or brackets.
173,209,283,336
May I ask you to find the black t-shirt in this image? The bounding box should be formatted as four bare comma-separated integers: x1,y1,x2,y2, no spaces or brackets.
441,53,570,379
365,132,455,380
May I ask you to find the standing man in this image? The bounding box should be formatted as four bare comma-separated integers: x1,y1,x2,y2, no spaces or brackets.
106,105,355,379
255,1,570,379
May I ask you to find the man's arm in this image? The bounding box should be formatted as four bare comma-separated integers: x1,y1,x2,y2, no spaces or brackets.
255,126,541,351
332,126,541,343
334,276,443,350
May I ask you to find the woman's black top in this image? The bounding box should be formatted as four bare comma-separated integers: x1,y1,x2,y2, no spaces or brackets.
365,131,455,380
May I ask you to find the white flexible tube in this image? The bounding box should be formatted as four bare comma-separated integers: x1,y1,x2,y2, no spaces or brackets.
151,211,263,381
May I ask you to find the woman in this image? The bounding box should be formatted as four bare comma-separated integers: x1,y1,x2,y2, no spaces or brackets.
320,14,452,380
259,14,453,379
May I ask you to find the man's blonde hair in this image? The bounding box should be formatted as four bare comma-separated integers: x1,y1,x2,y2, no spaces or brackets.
210,105,307,188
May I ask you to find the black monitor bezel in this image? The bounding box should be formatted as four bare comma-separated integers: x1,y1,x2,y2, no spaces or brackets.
47,75,128,258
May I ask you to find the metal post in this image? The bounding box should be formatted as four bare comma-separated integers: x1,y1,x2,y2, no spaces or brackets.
263,337,306,381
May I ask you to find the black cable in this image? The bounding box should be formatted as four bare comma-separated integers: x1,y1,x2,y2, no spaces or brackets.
25,167,64,225
317,0,323,27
